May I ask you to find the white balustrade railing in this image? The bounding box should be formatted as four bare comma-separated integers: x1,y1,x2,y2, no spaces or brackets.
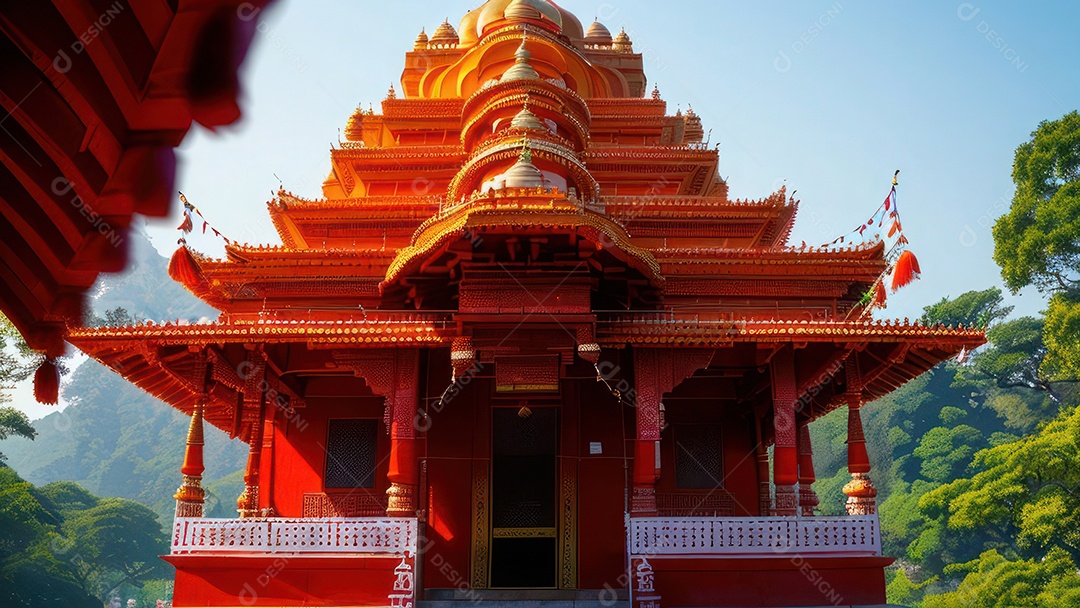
628,515,880,557
171,518,417,556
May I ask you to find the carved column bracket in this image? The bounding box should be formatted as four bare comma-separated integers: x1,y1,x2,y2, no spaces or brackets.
632,348,714,516
843,356,876,515
770,349,798,516
333,349,421,517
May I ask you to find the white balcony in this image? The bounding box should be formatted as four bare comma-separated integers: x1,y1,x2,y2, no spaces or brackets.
171,517,418,556
628,515,881,558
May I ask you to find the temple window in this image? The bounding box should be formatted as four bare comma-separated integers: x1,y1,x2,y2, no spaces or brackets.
324,419,378,489
674,424,724,489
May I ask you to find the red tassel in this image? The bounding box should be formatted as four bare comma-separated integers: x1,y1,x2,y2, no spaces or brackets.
34,360,59,405
168,246,202,286
891,250,921,291
178,213,193,233
872,278,887,308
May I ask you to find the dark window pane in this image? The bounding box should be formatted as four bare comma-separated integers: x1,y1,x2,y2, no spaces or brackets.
324,419,377,489
675,424,724,489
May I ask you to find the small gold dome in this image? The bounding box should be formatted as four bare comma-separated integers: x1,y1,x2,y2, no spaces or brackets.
613,27,633,52
502,34,540,82
502,141,546,189
414,28,429,50
510,102,546,131
584,20,612,45
431,19,459,44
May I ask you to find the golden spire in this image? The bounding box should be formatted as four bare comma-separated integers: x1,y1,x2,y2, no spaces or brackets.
502,30,540,81
510,96,546,131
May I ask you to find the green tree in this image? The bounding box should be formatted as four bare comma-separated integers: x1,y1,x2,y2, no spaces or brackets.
994,110,1080,378
62,497,169,599
920,548,1080,607
0,406,36,461
919,404,1080,563
921,287,1013,328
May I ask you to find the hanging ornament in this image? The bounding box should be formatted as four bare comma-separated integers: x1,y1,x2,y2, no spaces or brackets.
890,250,922,291
34,359,59,405
168,246,201,286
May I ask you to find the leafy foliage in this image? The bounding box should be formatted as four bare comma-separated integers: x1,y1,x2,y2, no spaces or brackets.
921,287,1013,328
994,110,1080,378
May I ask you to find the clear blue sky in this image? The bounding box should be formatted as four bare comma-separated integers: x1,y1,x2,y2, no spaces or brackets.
151,0,1078,319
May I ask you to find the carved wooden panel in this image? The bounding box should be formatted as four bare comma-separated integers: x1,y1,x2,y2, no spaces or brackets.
302,492,387,517
656,491,735,517
469,465,490,589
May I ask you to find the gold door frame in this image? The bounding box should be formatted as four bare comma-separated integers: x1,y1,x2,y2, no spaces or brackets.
470,407,577,590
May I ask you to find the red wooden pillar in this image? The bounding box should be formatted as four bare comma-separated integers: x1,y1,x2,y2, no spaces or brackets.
174,400,206,518
388,349,421,517
632,349,661,517
237,354,265,518
797,420,819,516
770,349,798,516
843,358,877,515
754,410,772,516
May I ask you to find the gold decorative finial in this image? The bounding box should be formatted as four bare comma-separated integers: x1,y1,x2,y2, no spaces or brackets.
520,139,533,164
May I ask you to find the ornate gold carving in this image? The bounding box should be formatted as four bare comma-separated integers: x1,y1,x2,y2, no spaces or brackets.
387,483,417,517
469,464,490,589
492,527,556,539
559,463,577,589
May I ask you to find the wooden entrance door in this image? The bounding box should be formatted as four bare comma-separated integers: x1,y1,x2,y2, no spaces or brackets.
489,407,559,588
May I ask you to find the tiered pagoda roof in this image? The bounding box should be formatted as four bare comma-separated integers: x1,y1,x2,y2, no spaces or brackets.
67,0,984,438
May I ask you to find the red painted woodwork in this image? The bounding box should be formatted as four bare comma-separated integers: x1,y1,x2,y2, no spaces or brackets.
165,555,402,607
0,0,273,357
63,2,988,606
649,557,893,607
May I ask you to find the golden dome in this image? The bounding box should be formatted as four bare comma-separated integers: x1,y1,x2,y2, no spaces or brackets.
502,35,540,82
584,20,612,45
549,1,584,41
460,0,584,46
613,27,633,52
431,19,459,44
501,141,546,189
505,0,542,20
414,28,429,50
459,7,483,46
478,0,562,35
344,108,364,141
510,101,546,131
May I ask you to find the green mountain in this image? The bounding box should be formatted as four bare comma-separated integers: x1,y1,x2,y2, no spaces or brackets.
0,229,247,523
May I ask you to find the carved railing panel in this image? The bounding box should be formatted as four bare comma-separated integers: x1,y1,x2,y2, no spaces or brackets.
628,515,880,557
172,518,417,556
302,492,387,518
656,491,735,517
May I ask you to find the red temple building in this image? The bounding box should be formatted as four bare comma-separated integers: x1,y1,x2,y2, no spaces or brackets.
68,2,984,606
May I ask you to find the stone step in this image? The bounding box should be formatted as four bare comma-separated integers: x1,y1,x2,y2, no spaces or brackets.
419,588,628,608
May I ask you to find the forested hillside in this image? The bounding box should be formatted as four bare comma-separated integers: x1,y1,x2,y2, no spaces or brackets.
0,229,248,523
813,111,1080,607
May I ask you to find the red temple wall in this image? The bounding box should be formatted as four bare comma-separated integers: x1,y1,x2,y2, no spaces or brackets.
167,555,401,607
576,374,632,590
421,370,486,590
264,383,389,518
657,392,761,516
650,557,892,607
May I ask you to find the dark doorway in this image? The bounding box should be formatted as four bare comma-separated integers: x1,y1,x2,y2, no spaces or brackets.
490,407,558,588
